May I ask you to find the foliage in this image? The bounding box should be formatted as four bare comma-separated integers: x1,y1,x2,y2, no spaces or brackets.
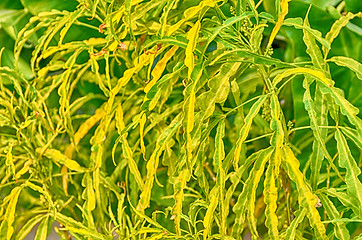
0,0,362,239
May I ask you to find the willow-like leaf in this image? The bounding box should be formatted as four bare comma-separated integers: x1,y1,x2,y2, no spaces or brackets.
319,194,350,240
282,146,328,240
232,147,273,236
340,127,362,149
137,114,182,212
335,130,362,215
323,188,361,217
284,208,306,239
273,67,334,87
34,216,49,240
263,163,279,239
203,186,219,240
302,11,325,69
197,62,241,119
323,12,362,56
214,119,226,235
0,186,23,240
267,0,291,49
185,20,200,79
115,103,144,190
303,78,339,188
172,169,190,236
166,0,214,36
319,84,362,137
328,56,362,80
15,215,48,240
234,95,267,168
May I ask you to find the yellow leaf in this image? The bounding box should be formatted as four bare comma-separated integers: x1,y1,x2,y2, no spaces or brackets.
267,0,291,49
40,148,87,172
203,187,219,240
185,21,201,79
140,112,147,158
144,46,179,94
15,159,32,179
234,95,267,168
282,146,328,239
273,67,334,87
108,40,119,51
0,186,22,240
166,0,214,36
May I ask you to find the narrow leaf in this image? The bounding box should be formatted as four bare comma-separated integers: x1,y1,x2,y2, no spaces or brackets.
234,95,267,169
328,56,362,80
282,146,328,240
335,130,362,215
319,194,350,240
267,0,291,48
185,20,201,79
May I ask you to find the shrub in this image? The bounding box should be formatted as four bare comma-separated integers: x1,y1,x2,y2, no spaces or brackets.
0,0,361,239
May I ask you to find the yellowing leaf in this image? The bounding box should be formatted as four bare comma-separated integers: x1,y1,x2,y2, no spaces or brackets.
267,0,291,49
284,209,307,239
232,148,273,236
137,114,182,212
234,95,267,169
335,130,362,215
166,0,214,36
273,67,334,87
108,40,119,51
114,103,144,191
328,56,362,80
185,21,201,79
282,146,328,240
15,215,47,240
198,62,241,119
14,159,32,180
40,148,88,172
0,186,23,240
263,163,279,239
147,46,179,93
203,187,219,240
139,112,147,158
143,46,179,111
323,12,361,56
302,12,324,69
34,216,49,240
82,173,96,213
172,169,190,235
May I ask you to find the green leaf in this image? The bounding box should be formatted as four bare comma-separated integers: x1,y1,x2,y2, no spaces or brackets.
282,146,328,240
334,130,362,216
328,56,362,80
232,147,273,236
15,215,48,240
185,20,201,79
284,208,307,239
283,17,331,49
34,216,50,240
197,62,241,119
234,95,267,169
0,186,23,240
302,11,325,69
20,0,77,15
319,84,362,137
319,194,350,240
263,163,279,239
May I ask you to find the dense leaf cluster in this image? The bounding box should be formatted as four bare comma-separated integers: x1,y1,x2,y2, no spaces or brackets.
0,0,361,239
